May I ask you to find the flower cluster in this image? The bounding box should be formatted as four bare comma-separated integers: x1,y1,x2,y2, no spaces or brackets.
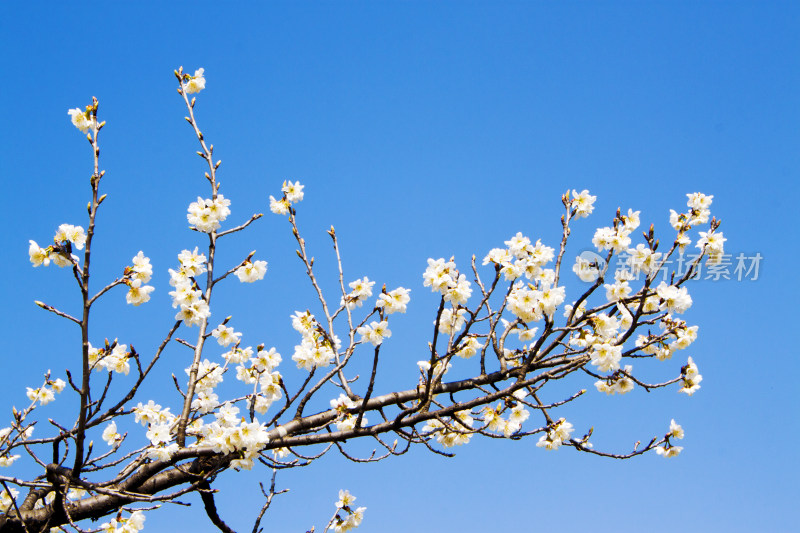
139,421,174,457
603,270,633,302
125,251,155,306
573,280,695,385
436,307,468,335
592,208,641,253
589,342,623,372
454,335,483,358
233,346,284,415
195,405,270,470
595,364,635,394
482,233,566,324
568,304,634,350
697,229,727,265
335,412,367,432
212,324,242,346
422,410,474,447
25,376,66,406
679,356,702,395
290,311,340,370
333,490,366,533
223,345,253,365
375,287,411,314
480,391,530,437
89,342,132,375
169,248,210,326
635,317,698,361
655,419,684,457
134,400,174,427
341,277,375,309
627,243,663,276
654,282,692,314
330,393,356,415
569,189,597,218
576,193,723,286
507,282,565,323
187,195,231,233
190,359,225,395
269,180,304,215
129,251,153,281
0,486,19,513
483,233,556,283
100,510,146,533
330,394,365,431
28,223,86,268
536,418,574,450
191,390,220,415
423,258,473,304
132,400,178,460
670,193,726,261
356,320,391,347
55,223,87,249
670,193,712,231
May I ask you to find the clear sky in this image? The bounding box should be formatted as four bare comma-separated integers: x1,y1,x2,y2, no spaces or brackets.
1,2,798,532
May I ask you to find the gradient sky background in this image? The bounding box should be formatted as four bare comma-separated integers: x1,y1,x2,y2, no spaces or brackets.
1,2,798,532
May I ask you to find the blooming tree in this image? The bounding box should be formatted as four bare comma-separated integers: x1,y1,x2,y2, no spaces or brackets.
0,67,725,533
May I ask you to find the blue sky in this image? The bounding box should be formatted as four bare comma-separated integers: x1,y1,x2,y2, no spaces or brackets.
1,2,798,532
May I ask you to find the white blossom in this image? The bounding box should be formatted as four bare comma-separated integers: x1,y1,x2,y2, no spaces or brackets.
211,324,242,347
376,287,410,314
656,282,692,314
282,180,304,203
102,422,121,446
236,260,268,282
54,223,87,250
436,308,467,335
571,189,596,218
126,278,154,306
357,320,391,346
184,68,206,94
655,445,683,458
341,277,375,309
28,240,50,267
269,195,290,215
68,107,95,133
131,251,153,282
